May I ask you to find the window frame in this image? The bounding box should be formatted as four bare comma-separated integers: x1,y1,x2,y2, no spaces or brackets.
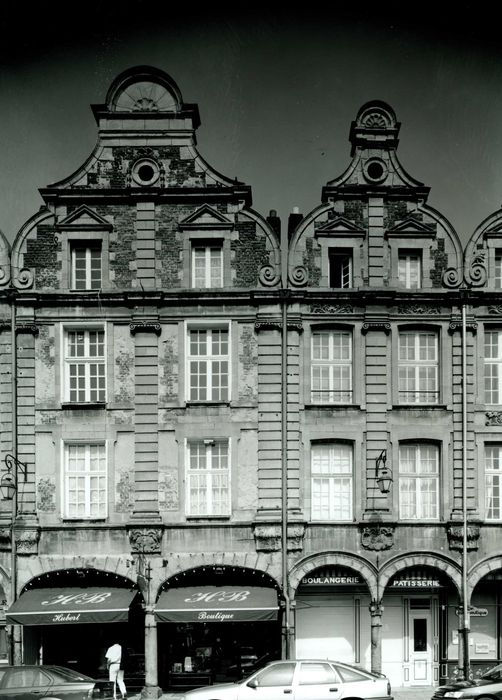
484,442,502,521
61,441,108,520
397,328,439,405
61,325,107,405
70,241,103,291
310,328,353,404
328,248,353,288
310,440,354,522
398,249,422,289
398,441,440,521
191,239,224,288
184,321,231,404
185,437,231,518
483,327,502,405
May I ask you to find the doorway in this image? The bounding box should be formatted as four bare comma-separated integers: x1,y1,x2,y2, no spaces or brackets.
408,603,433,685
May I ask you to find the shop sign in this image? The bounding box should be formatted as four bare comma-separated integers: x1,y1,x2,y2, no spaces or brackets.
390,578,441,588
455,606,489,617
301,575,362,585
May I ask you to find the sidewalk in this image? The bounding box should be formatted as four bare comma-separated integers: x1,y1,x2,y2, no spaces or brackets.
129,686,436,700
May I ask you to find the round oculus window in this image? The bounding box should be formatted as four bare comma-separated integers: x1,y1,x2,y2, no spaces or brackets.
363,158,387,183
131,159,160,186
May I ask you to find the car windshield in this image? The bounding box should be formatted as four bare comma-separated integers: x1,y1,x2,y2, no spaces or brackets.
482,664,502,680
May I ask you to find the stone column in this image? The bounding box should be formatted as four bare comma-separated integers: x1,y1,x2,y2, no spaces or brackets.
369,600,383,675
142,605,161,699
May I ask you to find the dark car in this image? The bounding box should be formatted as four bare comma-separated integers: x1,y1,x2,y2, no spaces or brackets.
432,664,502,700
0,665,114,699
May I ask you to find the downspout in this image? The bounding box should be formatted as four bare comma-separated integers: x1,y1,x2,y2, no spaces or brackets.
281,215,291,659
461,303,470,679
10,296,19,664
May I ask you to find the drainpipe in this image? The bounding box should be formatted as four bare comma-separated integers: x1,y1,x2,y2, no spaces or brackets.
10,296,21,664
281,211,292,659
460,303,470,679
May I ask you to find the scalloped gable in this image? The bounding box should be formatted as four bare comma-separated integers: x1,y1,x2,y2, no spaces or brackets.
56,205,112,229
178,204,233,230
314,215,366,237
386,215,436,237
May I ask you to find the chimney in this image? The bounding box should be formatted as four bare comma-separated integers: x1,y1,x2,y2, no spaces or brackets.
288,206,303,239
266,209,281,238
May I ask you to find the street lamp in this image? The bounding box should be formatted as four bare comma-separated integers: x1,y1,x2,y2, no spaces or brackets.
375,450,393,494
0,454,27,501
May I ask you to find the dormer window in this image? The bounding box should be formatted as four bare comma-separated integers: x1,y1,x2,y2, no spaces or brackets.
71,243,102,290
398,251,422,289
192,242,223,288
329,249,352,288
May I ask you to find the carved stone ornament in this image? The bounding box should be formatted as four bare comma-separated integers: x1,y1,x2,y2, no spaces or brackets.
128,527,163,554
253,522,306,553
289,265,309,287
446,522,481,551
0,527,11,551
442,249,487,289
448,317,478,334
14,527,40,555
310,304,354,314
397,304,441,315
488,306,502,315
361,321,391,335
486,411,502,426
16,324,39,335
130,322,161,336
258,264,281,287
254,319,303,332
360,524,395,551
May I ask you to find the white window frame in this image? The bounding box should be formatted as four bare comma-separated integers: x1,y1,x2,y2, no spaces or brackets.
329,249,353,288
185,322,230,402
398,443,439,520
62,326,106,403
185,438,231,517
311,442,353,521
398,251,422,289
398,330,439,404
191,242,224,288
62,441,108,520
484,329,502,404
485,443,502,520
71,242,102,290
311,330,352,403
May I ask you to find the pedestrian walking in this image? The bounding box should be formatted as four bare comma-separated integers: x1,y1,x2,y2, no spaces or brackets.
105,641,127,699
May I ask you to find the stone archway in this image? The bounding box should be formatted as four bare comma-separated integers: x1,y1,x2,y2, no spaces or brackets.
289,551,378,599
380,552,461,594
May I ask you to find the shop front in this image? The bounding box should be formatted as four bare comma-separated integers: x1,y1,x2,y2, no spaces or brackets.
381,566,453,687
155,567,282,690
294,565,372,668
5,569,145,691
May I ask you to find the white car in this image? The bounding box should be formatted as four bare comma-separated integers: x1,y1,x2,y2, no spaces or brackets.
178,659,393,700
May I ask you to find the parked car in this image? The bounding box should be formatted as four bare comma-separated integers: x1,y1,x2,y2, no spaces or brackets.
432,664,502,700
178,658,393,700
0,665,114,699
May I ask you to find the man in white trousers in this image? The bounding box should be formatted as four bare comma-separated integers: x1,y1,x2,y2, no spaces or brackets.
105,641,127,699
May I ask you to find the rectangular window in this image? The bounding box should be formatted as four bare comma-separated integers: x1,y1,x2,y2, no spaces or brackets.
311,330,352,403
192,244,223,288
71,243,102,290
398,331,438,404
186,439,230,516
64,443,107,519
329,249,352,288
484,330,502,404
495,251,502,289
311,443,353,520
398,251,422,289
399,443,439,520
64,329,106,403
485,444,502,520
188,327,229,402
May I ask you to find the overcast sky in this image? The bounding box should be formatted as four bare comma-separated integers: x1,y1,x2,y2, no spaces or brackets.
1,2,501,246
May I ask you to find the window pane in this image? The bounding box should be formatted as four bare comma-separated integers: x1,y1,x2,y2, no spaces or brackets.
399,444,439,520
188,328,229,402
398,332,438,404
311,331,352,404
65,443,106,519
311,443,353,520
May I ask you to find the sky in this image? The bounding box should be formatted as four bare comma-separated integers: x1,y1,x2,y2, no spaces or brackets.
1,1,502,246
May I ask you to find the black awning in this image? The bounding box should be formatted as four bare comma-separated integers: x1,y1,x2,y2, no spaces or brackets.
6,587,136,625
155,585,279,623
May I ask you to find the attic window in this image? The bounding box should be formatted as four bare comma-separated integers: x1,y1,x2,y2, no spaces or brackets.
131,158,160,186
363,158,387,184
